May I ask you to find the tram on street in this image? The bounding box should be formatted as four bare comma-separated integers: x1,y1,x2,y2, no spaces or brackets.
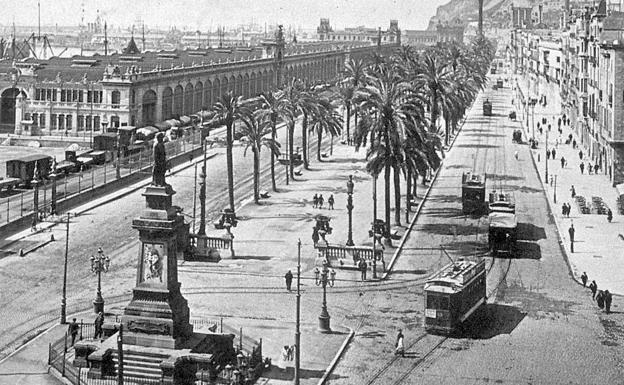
488,192,517,256
424,259,487,334
462,172,486,215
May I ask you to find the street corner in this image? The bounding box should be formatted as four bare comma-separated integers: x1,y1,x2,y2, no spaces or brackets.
258,323,354,385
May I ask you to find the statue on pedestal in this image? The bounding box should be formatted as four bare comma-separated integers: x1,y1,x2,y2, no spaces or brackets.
153,132,167,186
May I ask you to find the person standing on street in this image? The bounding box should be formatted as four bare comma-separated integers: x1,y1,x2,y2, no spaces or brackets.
605,290,613,314
547,149,551,159
313,194,319,208
94,312,105,339
561,156,566,168
284,270,293,291
570,185,576,198
581,272,588,287
607,209,613,223
328,194,335,210
395,329,405,357
580,162,585,174
358,259,367,281
568,223,575,253
68,318,80,346
552,148,556,159
596,290,605,309
318,194,324,209
590,280,598,299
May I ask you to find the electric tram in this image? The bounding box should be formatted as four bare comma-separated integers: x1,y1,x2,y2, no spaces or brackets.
462,172,487,215
424,259,487,334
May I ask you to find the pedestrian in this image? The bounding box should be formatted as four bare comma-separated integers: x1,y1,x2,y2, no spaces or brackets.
537,122,541,131
312,194,318,208
570,185,576,198
588,163,592,174
589,280,598,299
581,272,588,287
580,162,585,174
596,290,605,309
566,203,571,217
561,203,567,216
548,124,551,131
561,156,565,168
395,329,405,357
358,258,367,281
568,223,575,253
563,113,567,121
539,126,543,135
552,148,556,159
328,194,335,210
607,208,613,223
558,117,562,128
578,150,583,160
278,345,289,372
189,153,193,164
567,118,571,126
605,290,613,314
546,149,551,159
68,318,80,346
287,345,295,361
284,270,293,291
514,151,519,160
312,227,320,245
318,194,324,209
94,312,104,339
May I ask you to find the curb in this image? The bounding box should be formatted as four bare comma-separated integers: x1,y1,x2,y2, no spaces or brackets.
317,327,355,385
382,98,474,279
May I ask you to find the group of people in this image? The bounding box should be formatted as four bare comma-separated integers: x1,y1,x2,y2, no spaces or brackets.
312,194,335,210
580,272,614,314
67,311,105,346
579,161,601,175
561,202,572,217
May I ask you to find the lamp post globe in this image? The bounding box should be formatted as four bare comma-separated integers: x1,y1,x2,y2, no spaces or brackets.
91,247,110,314
314,262,335,333
346,175,354,246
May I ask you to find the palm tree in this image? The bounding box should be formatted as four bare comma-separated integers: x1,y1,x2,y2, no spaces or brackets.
357,65,429,229
239,109,281,203
339,86,354,144
258,91,291,192
309,98,343,161
343,58,367,137
415,52,455,135
212,91,244,211
282,79,317,177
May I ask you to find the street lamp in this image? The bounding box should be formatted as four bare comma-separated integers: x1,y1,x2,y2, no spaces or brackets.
346,175,354,246
314,261,336,333
91,247,110,314
32,162,40,230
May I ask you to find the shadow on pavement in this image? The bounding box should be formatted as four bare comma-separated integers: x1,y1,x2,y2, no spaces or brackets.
417,223,482,237
512,241,542,260
517,222,547,241
425,207,464,219
454,144,500,149
505,184,543,194
487,173,526,182
455,303,526,339
427,194,462,204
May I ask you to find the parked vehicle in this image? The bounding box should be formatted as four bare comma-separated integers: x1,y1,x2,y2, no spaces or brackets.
6,154,52,187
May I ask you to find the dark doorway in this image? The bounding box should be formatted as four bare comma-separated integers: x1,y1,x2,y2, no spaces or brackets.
0,88,23,132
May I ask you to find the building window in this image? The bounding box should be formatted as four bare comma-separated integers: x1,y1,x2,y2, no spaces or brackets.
111,91,120,108
94,116,101,131
51,114,57,129
79,90,84,103
86,115,92,130
39,113,45,127
65,115,73,130
60,90,66,102
78,115,85,130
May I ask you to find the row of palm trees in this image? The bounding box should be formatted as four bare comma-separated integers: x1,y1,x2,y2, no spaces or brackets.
206,35,495,238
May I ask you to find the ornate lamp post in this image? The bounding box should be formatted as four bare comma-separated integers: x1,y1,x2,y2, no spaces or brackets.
32,163,40,229
346,175,354,246
91,247,110,314
314,261,336,333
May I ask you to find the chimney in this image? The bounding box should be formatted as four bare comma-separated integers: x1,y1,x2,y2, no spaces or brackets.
539,4,543,25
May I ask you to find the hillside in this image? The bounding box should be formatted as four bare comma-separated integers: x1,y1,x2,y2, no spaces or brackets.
429,0,545,28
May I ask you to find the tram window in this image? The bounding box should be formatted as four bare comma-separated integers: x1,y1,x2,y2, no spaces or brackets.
427,295,449,310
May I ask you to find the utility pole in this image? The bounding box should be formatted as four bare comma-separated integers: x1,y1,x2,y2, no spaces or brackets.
60,212,70,324
294,239,301,385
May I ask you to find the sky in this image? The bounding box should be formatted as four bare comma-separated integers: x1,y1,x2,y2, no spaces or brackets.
2,0,451,31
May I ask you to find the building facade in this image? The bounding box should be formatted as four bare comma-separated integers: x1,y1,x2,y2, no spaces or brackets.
510,0,624,186
0,29,396,137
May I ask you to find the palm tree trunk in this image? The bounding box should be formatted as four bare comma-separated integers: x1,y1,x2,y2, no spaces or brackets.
413,172,418,197
253,148,260,204
430,90,438,133
384,163,391,237
444,114,450,146
317,129,322,161
406,169,412,223
302,112,309,169
226,122,235,211
393,165,401,226
289,122,295,179
270,121,277,192
346,104,351,144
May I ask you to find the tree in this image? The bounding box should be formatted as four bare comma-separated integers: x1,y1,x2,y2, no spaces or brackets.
309,98,343,161
414,52,455,135
258,91,291,191
282,79,317,177
212,91,244,211
343,58,367,140
239,109,281,203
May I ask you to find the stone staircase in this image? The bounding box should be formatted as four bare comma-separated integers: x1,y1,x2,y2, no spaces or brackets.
110,347,169,381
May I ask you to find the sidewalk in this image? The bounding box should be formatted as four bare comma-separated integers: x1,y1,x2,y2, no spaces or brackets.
516,75,624,295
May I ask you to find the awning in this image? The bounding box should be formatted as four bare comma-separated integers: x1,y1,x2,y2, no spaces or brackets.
76,157,94,165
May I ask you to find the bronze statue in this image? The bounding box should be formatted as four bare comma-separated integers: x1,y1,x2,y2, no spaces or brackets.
153,132,167,186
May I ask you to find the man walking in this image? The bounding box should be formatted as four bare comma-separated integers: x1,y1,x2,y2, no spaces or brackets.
284,270,293,291
395,329,405,357
68,318,80,346
328,194,335,210
580,162,585,174
605,290,613,314
551,148,556,159
589,280,598,299
561,156,566,168
312,194,318,208
318,194,324,209
580,272,588,287
568,223,575,253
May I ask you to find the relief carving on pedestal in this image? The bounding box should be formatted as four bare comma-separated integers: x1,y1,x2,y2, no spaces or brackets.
127,320,171,335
